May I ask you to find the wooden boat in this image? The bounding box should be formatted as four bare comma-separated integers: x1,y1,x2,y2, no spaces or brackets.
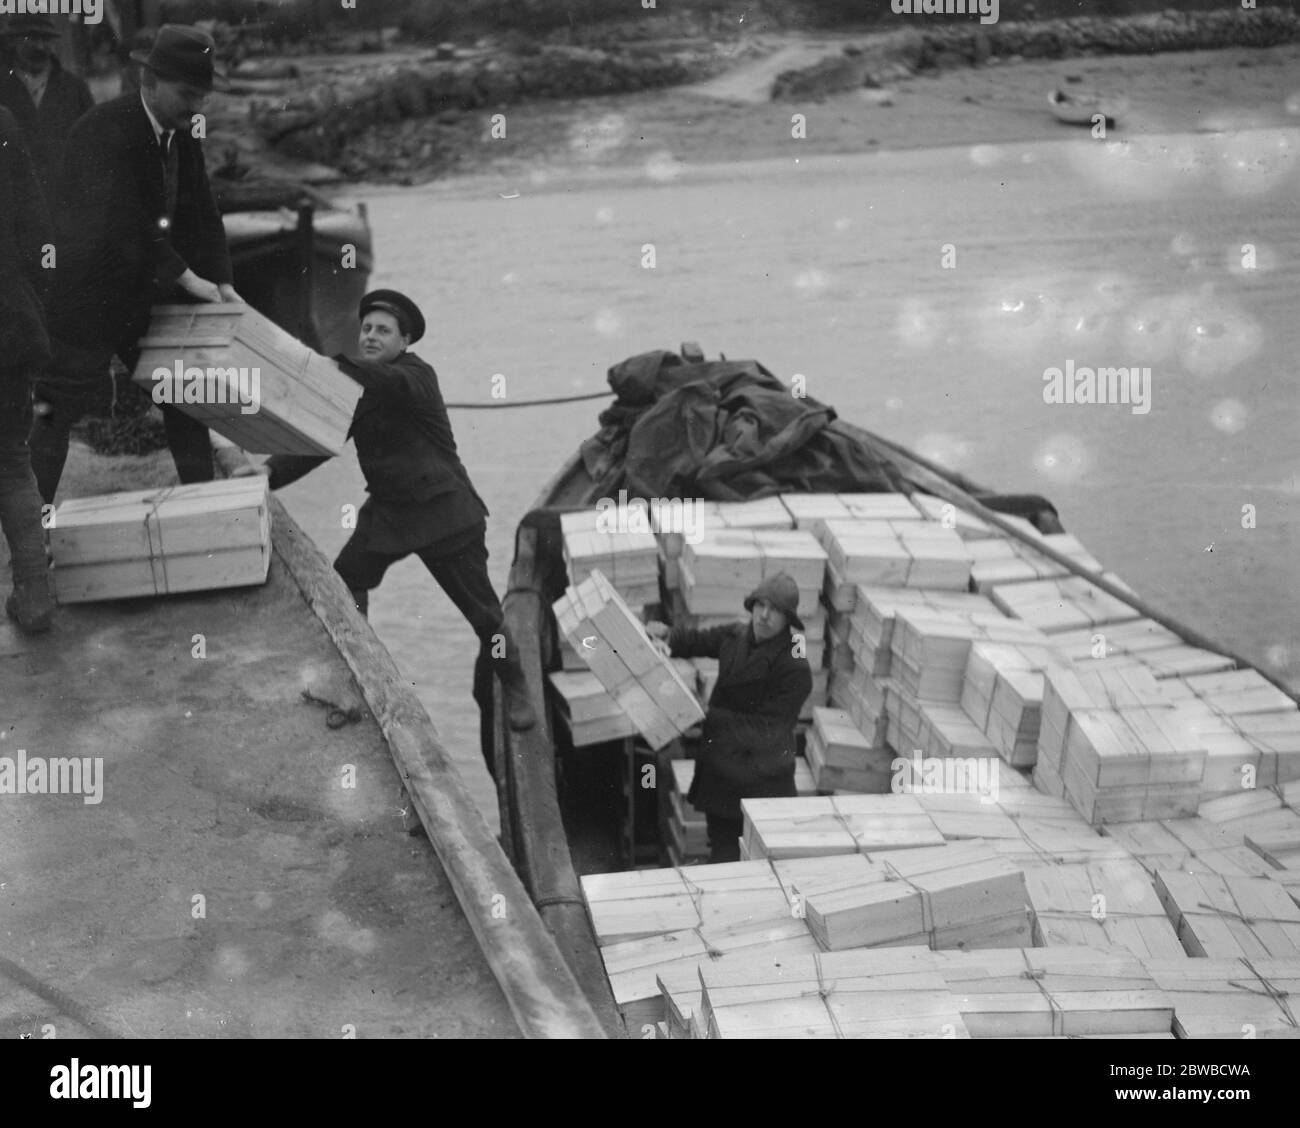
1048,87,1129,127
492,346,1300,1036
220,183,374,357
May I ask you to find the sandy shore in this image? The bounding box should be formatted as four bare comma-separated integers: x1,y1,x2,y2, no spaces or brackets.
330,34,1300,190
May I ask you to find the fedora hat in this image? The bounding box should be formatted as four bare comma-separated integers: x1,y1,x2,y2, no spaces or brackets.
0,14,61,39
359,290,426,345
130,25,226,92
743,572,803,632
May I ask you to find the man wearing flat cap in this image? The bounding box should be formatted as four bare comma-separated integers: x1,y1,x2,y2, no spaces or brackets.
28,24,239,505
0,14,93,200
647,572,813,863
239,289,538,733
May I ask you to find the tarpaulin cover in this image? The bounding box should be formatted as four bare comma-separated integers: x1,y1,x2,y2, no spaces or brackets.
579,351,903,502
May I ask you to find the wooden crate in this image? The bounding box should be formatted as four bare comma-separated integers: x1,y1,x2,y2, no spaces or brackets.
50,477,271,603
803,840,1030,951
580,860,791,946
1153,870,1300,958
553,571,704,750
805,707,894,793
1142,957,1300,1038
931,947,1173,1037
699,946,970,1039
741,794,945,860
1025,858,1185,959
132,303,360,455
990,573,1141,635
547,670,637,747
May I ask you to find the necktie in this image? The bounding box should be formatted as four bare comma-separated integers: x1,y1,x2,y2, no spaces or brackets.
161,131,178,224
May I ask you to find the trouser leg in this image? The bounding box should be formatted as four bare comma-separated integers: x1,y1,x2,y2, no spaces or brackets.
160,403,214,484
417,524,535,731
0,374,54,632
332,522,402,620
26,389,77,507
705,814,744,865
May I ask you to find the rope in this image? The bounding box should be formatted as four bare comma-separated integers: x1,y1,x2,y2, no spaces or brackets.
1229,958,1297,1028
1019,950,1067,1037
142,487,175,595
444,390,615,410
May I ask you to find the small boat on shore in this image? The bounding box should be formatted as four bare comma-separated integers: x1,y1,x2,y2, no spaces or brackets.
493,345,1300,1038
1048,87,1129,127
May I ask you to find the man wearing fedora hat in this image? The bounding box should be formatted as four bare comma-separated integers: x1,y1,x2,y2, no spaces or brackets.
646,572,813,863
27,24,239,505
0,14,93,199
238,289,539,734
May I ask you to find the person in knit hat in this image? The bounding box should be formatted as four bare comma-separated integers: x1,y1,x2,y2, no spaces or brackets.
647,571,812,863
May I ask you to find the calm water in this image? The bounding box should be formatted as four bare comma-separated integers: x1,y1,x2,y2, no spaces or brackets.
279,131,1300,829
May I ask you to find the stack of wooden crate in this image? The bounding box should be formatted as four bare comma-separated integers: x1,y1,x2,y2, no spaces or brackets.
817,519,972,594
990,573,1141,635
967,533,1104,592
133,302,361,455
50,477,272,603
680,528,826,619
802,840,1032,951
804,706,894,793
553,571,704,750
959,640,1071,767
1050,617,1228,674
1035,665,1209,826
560,510,661,611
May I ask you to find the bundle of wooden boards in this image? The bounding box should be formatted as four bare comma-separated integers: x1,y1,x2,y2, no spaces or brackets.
1035,664,1207,826
548,657,699,747
49,477,272,603
553,571,704,750
132,303,360,455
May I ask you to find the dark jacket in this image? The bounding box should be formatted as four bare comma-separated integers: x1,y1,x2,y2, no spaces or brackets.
0,105,54,384
670,621,813,819
266,350,489,554
0,59,93,199
45,91,231,358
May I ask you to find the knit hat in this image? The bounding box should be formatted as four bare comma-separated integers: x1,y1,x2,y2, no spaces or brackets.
743,571,803,632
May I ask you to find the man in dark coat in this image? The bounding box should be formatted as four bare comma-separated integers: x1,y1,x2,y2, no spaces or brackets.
238,289,538,734
28,24,238,505
0,105,55,632
648,573,813,863
0,14,93,199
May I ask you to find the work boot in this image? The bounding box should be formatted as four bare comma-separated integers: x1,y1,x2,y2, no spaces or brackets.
496,642,537,732
5,574,53,634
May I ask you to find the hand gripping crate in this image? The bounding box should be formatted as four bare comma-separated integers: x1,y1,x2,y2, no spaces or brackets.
132,303,361,455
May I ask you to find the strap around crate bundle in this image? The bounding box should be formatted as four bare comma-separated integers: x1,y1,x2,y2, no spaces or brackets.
1227,958,1298,1029
1191,896,1298,932
140,487,176,595
800,952,849,1040
876,857,935,938
1018,949,1069,1037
